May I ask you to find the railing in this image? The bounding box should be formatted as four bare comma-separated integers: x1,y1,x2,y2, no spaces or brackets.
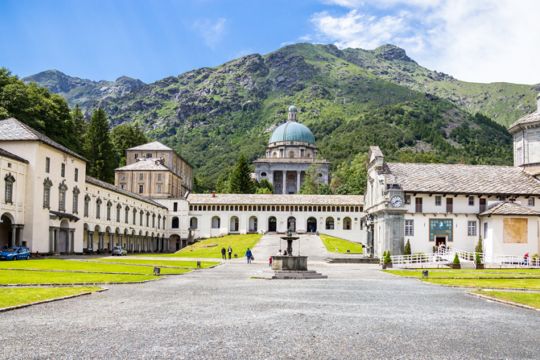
492,255,540,268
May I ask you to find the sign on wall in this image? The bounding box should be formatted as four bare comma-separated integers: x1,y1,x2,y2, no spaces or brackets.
429,219,453,242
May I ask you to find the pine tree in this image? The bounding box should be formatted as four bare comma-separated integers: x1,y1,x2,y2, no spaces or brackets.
84,108,116,182
256,179,273,194
404,239,411,255
228,155,255,194
70,105,87,154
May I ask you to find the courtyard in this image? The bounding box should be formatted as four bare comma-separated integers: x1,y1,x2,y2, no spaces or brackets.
0,235,538,359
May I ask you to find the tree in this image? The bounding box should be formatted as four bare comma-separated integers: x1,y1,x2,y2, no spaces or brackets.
453,253,460,265
256,179,273,194
383,251,392,265
331,153,368,194
110,123,148,166
228,155,255,194
404,239,411,255
84,108,116,182
300,165,332,194
475,238,483,265
70,105,87,154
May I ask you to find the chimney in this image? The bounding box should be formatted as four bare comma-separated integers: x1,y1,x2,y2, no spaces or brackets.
211,191,216,198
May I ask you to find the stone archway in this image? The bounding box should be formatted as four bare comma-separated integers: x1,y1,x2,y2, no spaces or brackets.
307,217,317,233
229,216,239,232
248,216,258,233
58,219,70,253
287,216,296,232
0,213,14,248
268,216,277,232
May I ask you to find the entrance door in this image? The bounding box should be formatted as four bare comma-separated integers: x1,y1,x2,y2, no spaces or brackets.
287,217,296,232
307,217,317,233
435,236,447,247
268,217,277,232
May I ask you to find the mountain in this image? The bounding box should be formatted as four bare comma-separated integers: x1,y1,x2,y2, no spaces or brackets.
21,43,526,189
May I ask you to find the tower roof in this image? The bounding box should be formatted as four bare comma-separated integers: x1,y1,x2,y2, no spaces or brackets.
269,121,315,145
509,93,540,133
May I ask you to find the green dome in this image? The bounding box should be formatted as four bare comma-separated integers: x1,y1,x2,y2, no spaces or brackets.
269,121,315,144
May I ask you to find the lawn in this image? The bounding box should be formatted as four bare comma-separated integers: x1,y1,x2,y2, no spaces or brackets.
0,270,155,285
137,234,262,259
424,278,540,290
319,234,363,254
0,287,102,309
0,259,189,275
386,269,540,279
474,290,540,309
89,258,218,269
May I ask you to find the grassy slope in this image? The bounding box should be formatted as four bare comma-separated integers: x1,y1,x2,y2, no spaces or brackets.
319,234,363,254
0,287,102,308
474,290,540,309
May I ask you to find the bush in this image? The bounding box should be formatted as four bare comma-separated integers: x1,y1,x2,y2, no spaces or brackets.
384,251,392,265
404,239,411,255
453,253,460,265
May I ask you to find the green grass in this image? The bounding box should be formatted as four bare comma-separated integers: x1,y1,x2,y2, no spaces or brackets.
424,278,540,290
474,290,540,309
0,286,102,308
0,270,155,285
0,259,189,275
319,234,363,254
89,258,218,269
136,234,262,259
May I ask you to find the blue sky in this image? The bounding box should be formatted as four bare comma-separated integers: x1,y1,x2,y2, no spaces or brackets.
1,0,539,84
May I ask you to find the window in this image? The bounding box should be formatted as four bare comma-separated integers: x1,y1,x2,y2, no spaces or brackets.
343,217,351,230
134,153,138,159
157,174,162,182
106,201,112,220
45,157,50,173
479,198,487,213
190,217,198,229
325,217,335,230
146,153,152,158
415,197,423,213
211,216,220,229
43,178,52,209
405,220,414,236
528,197,535,207
146,212,150,226
139,173,144,181
156,184,162,193
84,195,90,217
467,221,477,236
152,214,155,227
140,210,143,225
483,222,488,239
125,207,129,224
58,182,68,212
158,215,161,228
139,185,144,194
4,174,15,204
61,163,65,178
405,195,411,205
446,198,453,213
172,216,179,228
74,168,79,182
435,196,441,206
72,187,80,214
116,204,121,222
95,198,102,219
173,202,178,212
468,196,475,206
133,208,137,224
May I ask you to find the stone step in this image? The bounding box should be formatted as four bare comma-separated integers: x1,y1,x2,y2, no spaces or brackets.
271,270,327,280
327,257,380,264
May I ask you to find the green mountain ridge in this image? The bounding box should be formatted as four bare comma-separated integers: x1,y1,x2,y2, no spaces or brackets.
20,43,529,190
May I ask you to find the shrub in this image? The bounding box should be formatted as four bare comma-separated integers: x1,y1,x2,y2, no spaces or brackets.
384,251,392,265
404,239,411,255
453,253,460,265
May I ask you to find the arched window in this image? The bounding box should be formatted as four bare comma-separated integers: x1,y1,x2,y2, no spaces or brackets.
190,217,198,229
343,217,352,230
125,206,130,224
84,194,90,217
140,210,144,225
152,213,156,228
95,198,102,219
106,201,112,220
4,174,15,204
172,216,179,229
133,208,137,225
72,186,80,214
146,212,150,226
230,216,239,232
43,178,53,209
116,204,122,222
158,214,162,228
325,217,335,230
211,216,220,229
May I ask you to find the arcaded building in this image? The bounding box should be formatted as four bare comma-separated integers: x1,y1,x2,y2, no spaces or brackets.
253,106,330,194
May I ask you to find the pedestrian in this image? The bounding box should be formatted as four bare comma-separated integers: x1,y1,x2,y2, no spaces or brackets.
524,252,529,266
221,247,226,260
268,256,273,267
227,246,233,260
245,248,253,264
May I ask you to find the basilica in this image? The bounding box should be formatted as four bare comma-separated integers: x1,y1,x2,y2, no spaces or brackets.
0,100,539,262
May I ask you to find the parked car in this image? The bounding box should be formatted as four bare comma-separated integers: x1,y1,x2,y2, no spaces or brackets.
0,246,31,260
112,246,127,256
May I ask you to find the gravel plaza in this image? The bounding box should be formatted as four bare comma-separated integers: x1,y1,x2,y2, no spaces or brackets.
0,235,539,359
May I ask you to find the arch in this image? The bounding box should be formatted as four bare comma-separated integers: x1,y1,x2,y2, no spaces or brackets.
170,234,181,251
0,213,14,248
229,216,239,232
94,225,101,233
171,216,179,229
105,226,112,233
343,217,352,230
287,216,296,232
325,217,335,230
248,216,258,232
211,216,221,229
307,217,317,233
268,216,277,232
190,217,198,229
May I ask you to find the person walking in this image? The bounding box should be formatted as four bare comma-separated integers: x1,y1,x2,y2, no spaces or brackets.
245,248,253,264
227,246,233,260
221,247,226,260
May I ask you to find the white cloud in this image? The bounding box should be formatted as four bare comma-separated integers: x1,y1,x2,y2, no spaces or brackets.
311,0,540,84
192,17,227,49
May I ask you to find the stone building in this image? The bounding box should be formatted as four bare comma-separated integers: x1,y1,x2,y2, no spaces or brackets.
115,141,193,198
253,106,330,194
509,93,540,176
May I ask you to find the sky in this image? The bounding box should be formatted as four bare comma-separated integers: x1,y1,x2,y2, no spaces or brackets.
1,0,539,84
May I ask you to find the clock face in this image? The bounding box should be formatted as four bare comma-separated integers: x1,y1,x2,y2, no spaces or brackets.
390,195,403,208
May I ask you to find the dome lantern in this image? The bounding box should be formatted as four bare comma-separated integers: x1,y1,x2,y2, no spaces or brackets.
288,105,298,121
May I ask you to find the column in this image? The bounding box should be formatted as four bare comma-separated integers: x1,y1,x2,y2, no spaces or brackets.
53,228,59,253
118,234,122,247
49,228,54,253
10,225,16,248
296,171,301,194
282,171,286,195
69,229,75,254
87,231,93,251
109,233,114,252
99,232,105,252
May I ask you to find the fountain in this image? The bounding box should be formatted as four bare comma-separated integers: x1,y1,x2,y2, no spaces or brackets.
270,229,327,279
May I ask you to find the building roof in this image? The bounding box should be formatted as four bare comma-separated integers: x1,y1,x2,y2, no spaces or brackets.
116,158,171,171
0,147,28,164
187,193,364,206
0,118,86,161
386,162,540,196
508,112,540,133
480,201,540,216
253,158,329,164
128,141,173,151
86,176,167,209
269,121,315,145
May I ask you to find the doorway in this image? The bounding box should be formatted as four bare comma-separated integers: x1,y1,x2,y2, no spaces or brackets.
287,217,296,232
268,216,277,232
307,217,317,233
435,236,447,247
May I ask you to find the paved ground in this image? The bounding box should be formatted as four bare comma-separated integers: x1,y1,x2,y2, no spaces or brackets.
1,235,539,359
